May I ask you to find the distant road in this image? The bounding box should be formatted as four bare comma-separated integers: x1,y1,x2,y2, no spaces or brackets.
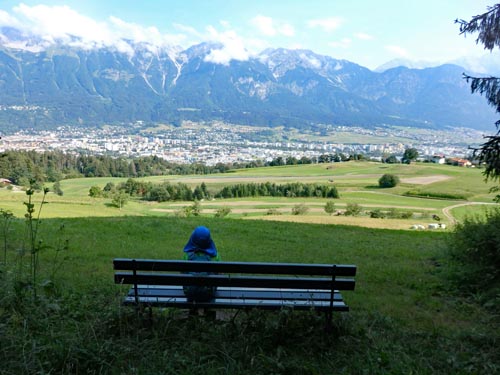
442,202,498,224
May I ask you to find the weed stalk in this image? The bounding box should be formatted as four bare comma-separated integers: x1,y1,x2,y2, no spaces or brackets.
23,187,49,300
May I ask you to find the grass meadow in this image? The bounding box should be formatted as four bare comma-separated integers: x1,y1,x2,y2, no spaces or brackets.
1,161,499,373
1,161,499,227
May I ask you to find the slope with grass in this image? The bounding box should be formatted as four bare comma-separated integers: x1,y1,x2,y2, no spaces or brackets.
0,215,498,374
0,161,498,229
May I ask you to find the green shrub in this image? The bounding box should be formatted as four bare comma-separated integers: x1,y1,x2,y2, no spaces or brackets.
180,201,203,217
370,209,386,218
111,191,128,209
447,207,500,309
214,207,231,218
400,211,413,219
52,181,64,196
386,208,398,218
190,200,202,216
89,185,102,198
378,174,400,188
385,208,413,219
344,203,362,216
266,208,282,215
324,201,336,215
404,190,469,200
291,204,309,215
174,209,187,217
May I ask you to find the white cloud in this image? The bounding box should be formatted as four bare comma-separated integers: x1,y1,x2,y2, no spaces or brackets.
307,17,342,32
1,4,187,55
385,45,409,58
251,15,276,36
288,43,304,50
0,9,21,27
0,4,270,65
173,22,204,40
204,26,251,65
14,4,112,45
279,23,295,37
110,16,186,48
329,38,351,49
355,32,374,41
250,15,295,37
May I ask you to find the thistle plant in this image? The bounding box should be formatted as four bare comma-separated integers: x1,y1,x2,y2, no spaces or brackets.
23,187,49,300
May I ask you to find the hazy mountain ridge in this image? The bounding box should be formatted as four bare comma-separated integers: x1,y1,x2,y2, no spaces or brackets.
0,29,496,132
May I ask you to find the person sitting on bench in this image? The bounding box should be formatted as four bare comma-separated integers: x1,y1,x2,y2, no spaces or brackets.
182,226,220,302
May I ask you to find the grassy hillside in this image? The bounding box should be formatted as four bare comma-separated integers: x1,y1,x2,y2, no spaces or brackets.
1,161,498,230
0,214,498,374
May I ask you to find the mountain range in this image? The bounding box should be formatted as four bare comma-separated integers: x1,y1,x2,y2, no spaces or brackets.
0,27,497,133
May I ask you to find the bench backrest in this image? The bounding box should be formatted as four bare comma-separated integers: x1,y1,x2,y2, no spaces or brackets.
114,258,356,291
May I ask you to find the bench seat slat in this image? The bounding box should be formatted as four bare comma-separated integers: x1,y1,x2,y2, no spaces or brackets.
115,273,356,291
126,285,345,301
113,259,357,276
122,296,349,312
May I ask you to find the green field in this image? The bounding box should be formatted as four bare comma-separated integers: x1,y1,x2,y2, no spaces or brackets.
1,215,498,373
1,161,499,373
1,161,498,230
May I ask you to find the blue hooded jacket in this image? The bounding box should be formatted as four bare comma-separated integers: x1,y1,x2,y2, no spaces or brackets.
183,226,218,257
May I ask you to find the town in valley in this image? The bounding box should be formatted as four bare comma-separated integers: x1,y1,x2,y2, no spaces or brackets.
0,121,488,165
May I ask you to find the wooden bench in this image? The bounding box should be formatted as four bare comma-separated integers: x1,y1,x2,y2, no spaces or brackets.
113,258,356,325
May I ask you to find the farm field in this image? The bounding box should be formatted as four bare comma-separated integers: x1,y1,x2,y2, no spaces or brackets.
1,161,498,230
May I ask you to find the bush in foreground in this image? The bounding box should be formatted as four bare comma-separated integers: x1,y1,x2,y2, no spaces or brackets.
447,207,500,309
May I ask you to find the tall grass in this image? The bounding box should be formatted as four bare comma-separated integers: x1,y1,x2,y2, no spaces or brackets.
1,216,499,373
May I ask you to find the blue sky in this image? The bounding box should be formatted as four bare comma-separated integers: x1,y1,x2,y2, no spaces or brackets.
0,1,496,70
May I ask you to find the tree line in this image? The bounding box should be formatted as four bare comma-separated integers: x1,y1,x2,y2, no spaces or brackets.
0,150,231,188
215,182,340,199
90,178,340,202
0,149,366,189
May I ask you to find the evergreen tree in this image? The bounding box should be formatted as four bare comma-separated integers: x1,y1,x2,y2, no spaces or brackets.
193,186,202,200
457,4,500,201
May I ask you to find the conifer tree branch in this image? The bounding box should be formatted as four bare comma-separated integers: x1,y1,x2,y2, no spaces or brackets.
456,4,500,50
463,74,500,114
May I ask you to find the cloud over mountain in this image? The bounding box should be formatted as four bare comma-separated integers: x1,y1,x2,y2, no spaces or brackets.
0,4,186,54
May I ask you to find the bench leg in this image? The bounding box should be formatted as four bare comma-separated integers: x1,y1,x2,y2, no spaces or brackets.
325,310,333,333
189,308,198,316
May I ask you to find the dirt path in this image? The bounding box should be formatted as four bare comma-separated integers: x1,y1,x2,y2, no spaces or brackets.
442,202,498,224
400,175,451,184
165,174,451,185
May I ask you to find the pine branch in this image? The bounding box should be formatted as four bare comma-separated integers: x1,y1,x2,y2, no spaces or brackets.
463,74,500,114
456,4,500,51
475,132,500,182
